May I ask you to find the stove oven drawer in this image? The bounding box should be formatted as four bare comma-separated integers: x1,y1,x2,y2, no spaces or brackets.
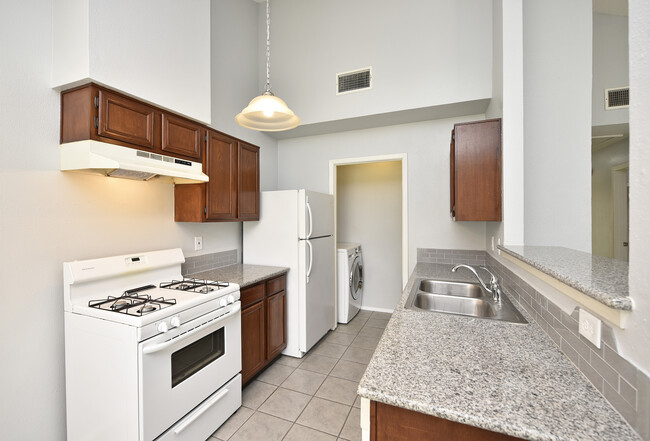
156,374,242,441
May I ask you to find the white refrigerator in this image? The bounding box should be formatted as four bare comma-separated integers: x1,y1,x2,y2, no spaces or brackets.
243,189,335,358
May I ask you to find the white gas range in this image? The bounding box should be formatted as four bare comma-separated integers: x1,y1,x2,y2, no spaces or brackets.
63,248,242,441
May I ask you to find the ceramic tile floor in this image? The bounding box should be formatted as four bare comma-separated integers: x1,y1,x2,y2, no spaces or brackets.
209,309,392,441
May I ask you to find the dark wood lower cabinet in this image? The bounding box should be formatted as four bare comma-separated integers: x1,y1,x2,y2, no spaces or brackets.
241,301,265,384
266,290,286,360
370,401,523,441
241,274,287,385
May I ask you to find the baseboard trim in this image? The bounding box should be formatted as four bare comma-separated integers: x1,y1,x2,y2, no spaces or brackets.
360,306,395,313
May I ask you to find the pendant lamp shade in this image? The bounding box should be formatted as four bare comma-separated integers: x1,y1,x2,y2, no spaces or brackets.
236,0,300,132
235,92,300,131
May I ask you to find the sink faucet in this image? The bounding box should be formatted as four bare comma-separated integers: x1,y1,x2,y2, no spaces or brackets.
450,264,502,302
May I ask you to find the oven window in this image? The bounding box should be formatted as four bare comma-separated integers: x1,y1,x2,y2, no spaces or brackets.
171,328,225,387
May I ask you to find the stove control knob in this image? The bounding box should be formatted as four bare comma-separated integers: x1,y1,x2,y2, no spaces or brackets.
158,322,169,333
227,295,235,304
219,298,228,307
170,317,181,328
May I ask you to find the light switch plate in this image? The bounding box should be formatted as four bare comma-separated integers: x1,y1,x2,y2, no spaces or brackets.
579,309,601,348
194,236,203,251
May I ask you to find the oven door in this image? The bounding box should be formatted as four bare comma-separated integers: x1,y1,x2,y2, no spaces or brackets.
139,302,241,441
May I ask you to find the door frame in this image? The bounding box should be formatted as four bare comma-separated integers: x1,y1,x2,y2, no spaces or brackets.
329,154,409,290
611,162,629,261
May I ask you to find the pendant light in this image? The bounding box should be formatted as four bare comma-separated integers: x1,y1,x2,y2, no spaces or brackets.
235,0,300,131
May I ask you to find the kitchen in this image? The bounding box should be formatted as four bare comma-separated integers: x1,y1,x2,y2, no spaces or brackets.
1,0,649,440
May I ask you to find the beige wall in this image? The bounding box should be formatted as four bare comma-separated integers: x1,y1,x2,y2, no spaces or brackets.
337,162,402,311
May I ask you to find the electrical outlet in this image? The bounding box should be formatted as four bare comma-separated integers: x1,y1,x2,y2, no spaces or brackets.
491,236,495,251
579,309,601,348
194,236,203,251
497,237,501,255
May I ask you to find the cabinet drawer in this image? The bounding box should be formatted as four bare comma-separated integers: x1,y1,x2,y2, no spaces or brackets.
266,275,286,296
241,283,265,308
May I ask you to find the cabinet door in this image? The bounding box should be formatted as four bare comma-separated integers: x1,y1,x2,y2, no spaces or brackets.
450,129,456,219
373,401,522,441
205,131,238,220
241,301,265,385
452,119,501,221
97,89,156,150
266,290,287,361
237,142,260,220
161,113,202,161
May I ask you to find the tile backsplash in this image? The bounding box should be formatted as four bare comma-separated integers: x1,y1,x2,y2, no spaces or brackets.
486,254,649,441
417,248,486,266
181,249,239,276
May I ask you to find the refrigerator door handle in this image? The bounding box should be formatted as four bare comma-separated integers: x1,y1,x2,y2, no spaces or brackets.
306,199,313,239
306,239,313,283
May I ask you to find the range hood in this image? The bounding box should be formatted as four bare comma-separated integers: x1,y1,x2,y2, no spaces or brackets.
60,141,209,184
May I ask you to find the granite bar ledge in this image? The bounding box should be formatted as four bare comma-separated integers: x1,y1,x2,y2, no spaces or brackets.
498,245,631,311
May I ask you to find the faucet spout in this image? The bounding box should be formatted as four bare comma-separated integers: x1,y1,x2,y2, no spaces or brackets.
450,264,492,294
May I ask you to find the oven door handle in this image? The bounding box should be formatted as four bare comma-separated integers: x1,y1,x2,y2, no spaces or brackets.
173,387,230,435
142,303,241,355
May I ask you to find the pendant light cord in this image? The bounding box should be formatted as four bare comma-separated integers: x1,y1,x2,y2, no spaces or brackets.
265,0,271,93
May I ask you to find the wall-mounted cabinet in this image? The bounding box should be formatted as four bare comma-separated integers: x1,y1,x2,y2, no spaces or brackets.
61,84,203,162
174,131,260,222
450,119,502,221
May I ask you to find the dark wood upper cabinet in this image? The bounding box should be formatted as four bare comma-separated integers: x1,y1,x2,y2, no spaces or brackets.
237,142,260,220
60,83,200,162
161,113,202,161
97,89,156,150
61,83,261,223
174,131,260,222
450,119,502,221
206,131,238,221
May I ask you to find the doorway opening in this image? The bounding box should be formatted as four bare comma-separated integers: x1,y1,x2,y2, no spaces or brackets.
329,154,407,313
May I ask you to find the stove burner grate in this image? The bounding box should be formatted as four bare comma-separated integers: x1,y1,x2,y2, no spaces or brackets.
160,278,229,294
88,285,177,316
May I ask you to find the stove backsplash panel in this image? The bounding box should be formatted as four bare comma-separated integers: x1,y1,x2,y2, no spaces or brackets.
181,249,238,276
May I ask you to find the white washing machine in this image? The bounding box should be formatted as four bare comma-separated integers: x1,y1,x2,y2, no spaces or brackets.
337,243,364,324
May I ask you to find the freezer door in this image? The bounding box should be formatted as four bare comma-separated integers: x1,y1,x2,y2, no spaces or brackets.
298,189,334,239
298,235,335,352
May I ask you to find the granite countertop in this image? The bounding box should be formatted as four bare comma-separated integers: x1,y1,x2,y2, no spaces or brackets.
498,245,631,310
188,264,288,288
358,262,639,441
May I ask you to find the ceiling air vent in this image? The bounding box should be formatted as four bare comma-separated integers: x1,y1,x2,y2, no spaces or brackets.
605,86,629,109
337,67,372,95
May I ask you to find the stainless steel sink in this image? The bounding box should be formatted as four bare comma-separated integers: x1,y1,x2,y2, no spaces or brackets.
405,279,528,324
418,279,483,298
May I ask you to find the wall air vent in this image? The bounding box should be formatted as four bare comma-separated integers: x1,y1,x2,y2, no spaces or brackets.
337,67,372,95
605,86,629,109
